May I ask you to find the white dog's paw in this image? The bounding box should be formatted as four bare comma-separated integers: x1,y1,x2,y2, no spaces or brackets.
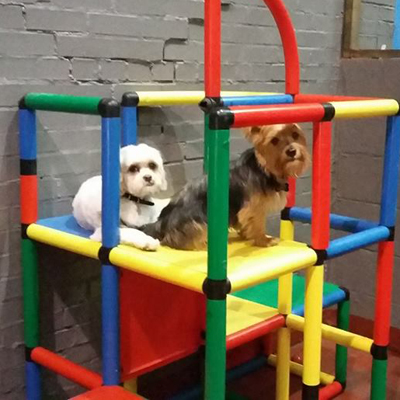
90,228,102,242
120,228,160,251
135,236,160,251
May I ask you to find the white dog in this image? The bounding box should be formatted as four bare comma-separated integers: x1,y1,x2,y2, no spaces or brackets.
72,144,169,251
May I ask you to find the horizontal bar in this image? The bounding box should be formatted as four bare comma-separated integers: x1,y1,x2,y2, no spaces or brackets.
330,99,399,119
136,91,276,106
295,93,377,103
286,314,373,353
221,94,293,107
319,381,343,400
230,103,326,127
226,315,285,350
289,207,379,233
327,226,390,259
24,93,103,115
267,355,335,385
292,288,347,317
31,347,102,389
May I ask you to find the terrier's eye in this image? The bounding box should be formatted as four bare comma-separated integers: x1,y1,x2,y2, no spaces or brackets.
270,137,280,146
148,162,157,170
292,132,299,140
128,164,140,173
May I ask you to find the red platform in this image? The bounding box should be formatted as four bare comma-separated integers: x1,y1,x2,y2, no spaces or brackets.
70,386,143,399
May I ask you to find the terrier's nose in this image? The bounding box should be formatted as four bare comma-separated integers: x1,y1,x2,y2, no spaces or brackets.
143,175,152,183
286,147,296,158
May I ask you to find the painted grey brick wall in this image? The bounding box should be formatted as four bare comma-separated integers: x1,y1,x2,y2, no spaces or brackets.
0,0,344,398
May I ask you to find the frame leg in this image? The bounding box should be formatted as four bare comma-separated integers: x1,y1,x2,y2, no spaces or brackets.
335,293,350,388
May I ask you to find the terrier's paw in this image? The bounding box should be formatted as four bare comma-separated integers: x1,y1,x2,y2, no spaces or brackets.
253,235,279,248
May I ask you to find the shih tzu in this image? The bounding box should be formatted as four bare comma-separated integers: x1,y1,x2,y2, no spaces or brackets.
73,144,168,251
142,124,310,250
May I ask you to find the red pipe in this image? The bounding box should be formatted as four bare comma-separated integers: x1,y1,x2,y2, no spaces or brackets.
373,241,394,346
311,122,332,250
31,347,103,389
295,94,377,103
20,175,38,224
204,0,221,97
286,177,296,208
319,381,343,400
263,0,300,94
226,315,285,351
231,103,325,128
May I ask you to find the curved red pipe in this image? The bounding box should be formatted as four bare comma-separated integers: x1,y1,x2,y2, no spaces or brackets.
262,0,300,95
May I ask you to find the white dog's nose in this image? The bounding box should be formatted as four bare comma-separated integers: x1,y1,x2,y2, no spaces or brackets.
143,175,153,183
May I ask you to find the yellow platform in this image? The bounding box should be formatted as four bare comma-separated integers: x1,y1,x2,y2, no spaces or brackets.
27,215,317,293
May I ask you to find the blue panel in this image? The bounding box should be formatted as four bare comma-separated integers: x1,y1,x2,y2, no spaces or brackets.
221,94,293,107
37,215,91,238
292,288,347,316
26,361,41,400
19,109,37,160
380,116,400,227
289,207,379,233
327,226,390,259
122,106,137,146
101,117,121,248
394,0,400,49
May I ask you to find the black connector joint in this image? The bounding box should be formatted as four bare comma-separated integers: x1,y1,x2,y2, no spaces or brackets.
209,107,234,130
202,278,231,300
25,346,33,362
321,103,335,121
121,92,139,107
20,159,37,175
302,384,319,400
199,97,223,113
371,344,388,360
281,207,291,221
98,246,113,265
308,246,327,265
98,98,120,118
339,286,350,301
21,224,29,239
19,96,27,109
388,226,395,241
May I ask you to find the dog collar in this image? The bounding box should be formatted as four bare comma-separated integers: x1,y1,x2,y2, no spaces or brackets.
122,192,155,206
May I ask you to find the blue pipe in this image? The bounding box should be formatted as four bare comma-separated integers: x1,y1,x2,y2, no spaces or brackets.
221,94,293,107
289,207,379,233
26,361,41,400
393,0,400,49
327,226,390,259
19,108,37,160
380,116,400,227
122,106,138,146
101,114,121,385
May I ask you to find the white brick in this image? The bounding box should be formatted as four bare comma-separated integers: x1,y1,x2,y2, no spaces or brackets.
72,58,99,81
99,60,126,81
0,32,54,56
0,5,24,29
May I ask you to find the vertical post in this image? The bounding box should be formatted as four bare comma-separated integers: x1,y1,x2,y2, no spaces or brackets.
335,293,350,387
204,0,221,97
121,92,139,146
19,101,41,400
370,116,400,400
204,110,231,399
99,99,121,386
303,121,332,400
393,0,400,49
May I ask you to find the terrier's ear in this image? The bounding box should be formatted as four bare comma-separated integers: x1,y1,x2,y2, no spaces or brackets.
242,126,263,146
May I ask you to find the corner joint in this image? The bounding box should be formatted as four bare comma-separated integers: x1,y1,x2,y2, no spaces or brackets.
371,343,388,360
321,103,335,121
281,207,291,221
199,97,223,113
209,107,234,130
388,226,395,241
25,346,34,362
98,98,120,118
21,224,29,239
308,246,327,265
339,286,350,301
302,384,319,400
121,92,139,107
202,278,231,300
19,96,28,110
98,246,113,265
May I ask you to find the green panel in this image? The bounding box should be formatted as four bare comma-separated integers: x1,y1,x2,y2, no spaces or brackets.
25,93,102,115
205,300,227,400
335,299,350,385
371,358,387,400
22,239,39,348
233,274,341,309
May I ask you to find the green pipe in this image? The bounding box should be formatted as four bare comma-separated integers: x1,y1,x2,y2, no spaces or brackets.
205,123,230,399
204,114,210,173
370,358,387,400
24,93,103,115
22,239,39,348
335,298,350,385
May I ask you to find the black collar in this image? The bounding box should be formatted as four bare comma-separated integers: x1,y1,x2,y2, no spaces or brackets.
122,192,154,206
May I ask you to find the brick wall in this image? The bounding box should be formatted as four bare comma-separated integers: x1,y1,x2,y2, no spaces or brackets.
0,0,344,398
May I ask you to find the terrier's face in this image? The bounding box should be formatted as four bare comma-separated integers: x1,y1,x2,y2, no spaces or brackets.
120,144,167,198
243,123,310,179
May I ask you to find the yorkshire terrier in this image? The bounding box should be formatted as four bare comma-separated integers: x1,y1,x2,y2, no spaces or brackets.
142,124,310,250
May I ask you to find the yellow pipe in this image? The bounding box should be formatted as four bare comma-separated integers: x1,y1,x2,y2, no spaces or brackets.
330,99,399,119
27,224,101,259
268,355,335,386
302,265,324,386
286,314,373,353
136,90,278,106
276,220,295,400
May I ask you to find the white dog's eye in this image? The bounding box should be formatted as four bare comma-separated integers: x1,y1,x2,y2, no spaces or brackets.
128,164,140,173
148,162,157,170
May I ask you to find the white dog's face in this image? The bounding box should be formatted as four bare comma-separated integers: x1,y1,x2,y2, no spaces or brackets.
120,144,167,198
